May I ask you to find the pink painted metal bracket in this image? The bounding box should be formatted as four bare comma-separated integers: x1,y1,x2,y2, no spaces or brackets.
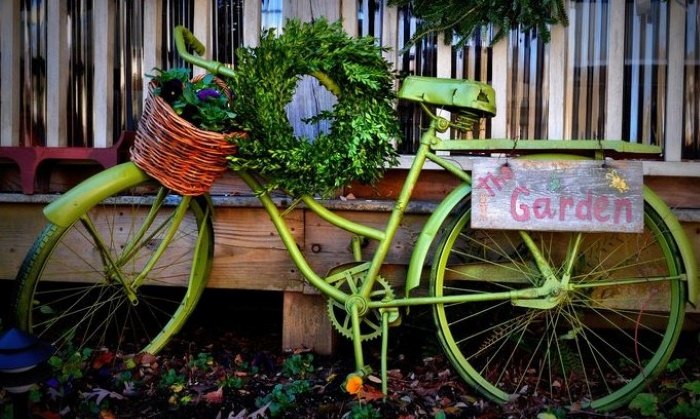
0,131,134,194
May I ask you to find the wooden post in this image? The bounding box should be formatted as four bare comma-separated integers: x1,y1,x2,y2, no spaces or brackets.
548,19,567,140
664,0,685,162
46,1,68,147
491,37,508,138
243,0,261,47
93,1,115,148
192,0,212,77
282,292,336,355
276,2,342,353
143,1,163,105
0,0,20,147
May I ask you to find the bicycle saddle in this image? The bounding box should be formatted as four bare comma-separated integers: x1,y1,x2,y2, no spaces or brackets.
398,76,496,118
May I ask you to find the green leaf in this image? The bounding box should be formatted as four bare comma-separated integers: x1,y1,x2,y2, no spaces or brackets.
667,358,687,372
683,380,700,396
629,393,659,417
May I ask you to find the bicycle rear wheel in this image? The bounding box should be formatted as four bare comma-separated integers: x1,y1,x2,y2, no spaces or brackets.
13,178,213,356
431,199,686,411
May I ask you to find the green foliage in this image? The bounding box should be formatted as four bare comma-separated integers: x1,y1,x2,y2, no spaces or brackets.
256,380,312,417
348,402,382,419
1,399,13,419
228,18,400,197
629,376,700,418
389,0,568,47
219,373,245,390
188,352,214,371
281,353,315,379
667,358,687,372
159,368,186,389
148,68,238,133
629,393,659,417
537,408,567,419
48,347,92,383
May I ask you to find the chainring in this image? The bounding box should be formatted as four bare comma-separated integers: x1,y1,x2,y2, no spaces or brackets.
326,269,395,341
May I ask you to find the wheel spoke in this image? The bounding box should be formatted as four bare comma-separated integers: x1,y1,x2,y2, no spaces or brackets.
432,201,685,409
15,180,212,355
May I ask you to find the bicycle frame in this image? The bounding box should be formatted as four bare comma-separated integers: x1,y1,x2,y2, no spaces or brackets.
40,22,699,312
18,24,697,410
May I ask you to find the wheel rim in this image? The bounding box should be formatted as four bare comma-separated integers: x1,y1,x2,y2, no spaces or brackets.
18,185,211,356
432,202,685,410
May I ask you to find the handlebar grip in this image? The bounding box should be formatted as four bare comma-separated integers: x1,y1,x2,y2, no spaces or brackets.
174,25,205,56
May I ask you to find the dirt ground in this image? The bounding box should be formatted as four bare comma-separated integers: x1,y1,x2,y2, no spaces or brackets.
2,289,699,418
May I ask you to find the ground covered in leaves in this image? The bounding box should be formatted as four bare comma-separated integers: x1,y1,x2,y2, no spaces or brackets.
2,290,699,418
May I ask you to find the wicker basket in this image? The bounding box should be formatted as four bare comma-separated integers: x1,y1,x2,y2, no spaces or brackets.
131,75,245,196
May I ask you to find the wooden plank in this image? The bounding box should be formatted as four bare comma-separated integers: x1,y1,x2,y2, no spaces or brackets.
664,0,685,162
380,3,398,69
93,1,115,147
564,4,576,139
209,207,305,290
243,0,261,47
281,1,340,140
605,0,625,141
0,0,20,147
143,0,163,104
282,291,335,354
645,177,700,209
304,210,426,276
193,0,213,77
490,37,508,138
471,159,644,232
46,1,68,147
547,22,565,139
341,0,357,37
285,0,340,21
435,33,452,143
0,204,46,279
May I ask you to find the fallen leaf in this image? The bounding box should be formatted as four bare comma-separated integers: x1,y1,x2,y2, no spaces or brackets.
92,351,115,369
203,387,224,404
367,374,382,384
357,385,384,402
36,411,61,419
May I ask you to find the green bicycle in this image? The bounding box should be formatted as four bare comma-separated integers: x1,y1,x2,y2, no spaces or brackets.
12,26,697,411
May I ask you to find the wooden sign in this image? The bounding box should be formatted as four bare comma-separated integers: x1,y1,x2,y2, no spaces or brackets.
471,159,644,233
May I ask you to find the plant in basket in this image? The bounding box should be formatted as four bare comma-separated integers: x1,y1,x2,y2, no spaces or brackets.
148,68,239,133
131,68,245,196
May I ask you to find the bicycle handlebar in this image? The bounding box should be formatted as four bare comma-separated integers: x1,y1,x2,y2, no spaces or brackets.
172,25,341,95
173,25,235,79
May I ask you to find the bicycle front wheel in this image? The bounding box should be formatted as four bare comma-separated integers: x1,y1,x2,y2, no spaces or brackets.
431,200,686,411
13,178,213,356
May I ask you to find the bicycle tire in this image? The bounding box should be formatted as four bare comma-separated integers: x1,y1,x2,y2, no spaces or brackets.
13,178,213,356
431,198,686,411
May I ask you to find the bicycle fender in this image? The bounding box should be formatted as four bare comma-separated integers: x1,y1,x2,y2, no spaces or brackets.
405,182,471,296
44,162,151,228
644,186,699,306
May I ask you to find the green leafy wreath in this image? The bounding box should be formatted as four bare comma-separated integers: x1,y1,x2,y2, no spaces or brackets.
227,19,400,197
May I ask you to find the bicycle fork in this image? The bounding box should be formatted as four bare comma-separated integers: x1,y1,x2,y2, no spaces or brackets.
80,192,197,305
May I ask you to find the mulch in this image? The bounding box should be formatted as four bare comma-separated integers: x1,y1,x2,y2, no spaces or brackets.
2,289,698,418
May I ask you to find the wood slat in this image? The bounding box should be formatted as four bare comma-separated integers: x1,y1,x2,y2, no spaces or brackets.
209,207,305,290
93,1,115,147
0,0,20,147
664,0,685,161
46,1,68,147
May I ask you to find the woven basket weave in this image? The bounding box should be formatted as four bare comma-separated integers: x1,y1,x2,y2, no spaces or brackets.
131,75,244,196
